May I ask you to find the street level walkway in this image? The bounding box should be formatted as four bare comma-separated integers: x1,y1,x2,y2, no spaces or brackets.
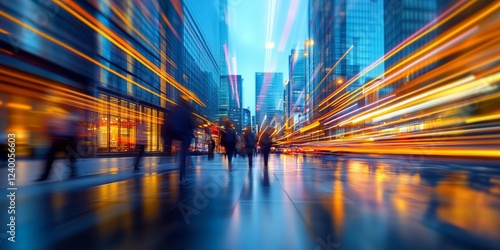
0,154,499,250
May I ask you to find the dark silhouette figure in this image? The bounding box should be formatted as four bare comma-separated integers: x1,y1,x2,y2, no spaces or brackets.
235,134,244,158
133,119,147,170
208,137,216,160
37,111,80,181
221,120,237,169
259,127,273,168
243,126,256,167
164,96,195,185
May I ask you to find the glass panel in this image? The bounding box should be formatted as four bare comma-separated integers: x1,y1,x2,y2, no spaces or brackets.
159,111,164,151
145,107,151,151
109,97,119,152
120,100,130,152
98,94,109,152
130,103,137,150
151,109,158,151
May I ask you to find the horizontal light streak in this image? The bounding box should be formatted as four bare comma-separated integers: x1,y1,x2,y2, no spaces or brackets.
302,145,500,158
325,94,396,127
56,1,204,106
467,113,500,124
351,75,475,124
373,76,497,123
6,103,32,110
317,0,475,108
366,26,478,96
323,104,358,125
299,121,320,133
318,91,351,112
0,9,180,107
313,45,353,97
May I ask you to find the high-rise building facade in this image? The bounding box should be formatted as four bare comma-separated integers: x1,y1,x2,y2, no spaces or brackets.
183,0,222,122
382,0,439,97
0,0,222,156
288,49,306,132
219,75,243,133
243,108,251,130
219,0,230,76
256,72,284,132
0,0,188,154
307,0,384,124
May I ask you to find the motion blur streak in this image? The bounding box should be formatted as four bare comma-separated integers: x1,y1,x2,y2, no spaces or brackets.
0,9,177,106
55,0,204,107
281,1,500,158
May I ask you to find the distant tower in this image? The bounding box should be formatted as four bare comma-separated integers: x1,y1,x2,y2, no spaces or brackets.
288,49,306,132
255,72,284,132
219,75,243,133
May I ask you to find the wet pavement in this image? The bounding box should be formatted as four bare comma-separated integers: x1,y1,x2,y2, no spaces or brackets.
1,154,500,250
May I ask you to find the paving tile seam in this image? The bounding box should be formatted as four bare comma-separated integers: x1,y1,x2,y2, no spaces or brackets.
162,171,233,215
48,202,134,245
272,171,328,242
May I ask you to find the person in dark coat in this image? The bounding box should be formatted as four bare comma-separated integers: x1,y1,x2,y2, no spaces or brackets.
133,119,147,170
221,120,237,169
37,109,81,181
207,136,216,159
167,96,196,185
259,127,273,168
243,126,256,168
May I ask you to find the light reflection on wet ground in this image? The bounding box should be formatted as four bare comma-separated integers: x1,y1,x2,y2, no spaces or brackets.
1,154,499,250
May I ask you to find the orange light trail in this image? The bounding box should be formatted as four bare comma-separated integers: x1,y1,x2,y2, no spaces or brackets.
0,9,180,107
56,0,204,106
316,0,475,108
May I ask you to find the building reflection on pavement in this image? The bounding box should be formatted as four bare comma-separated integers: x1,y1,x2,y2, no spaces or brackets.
2,154,499,250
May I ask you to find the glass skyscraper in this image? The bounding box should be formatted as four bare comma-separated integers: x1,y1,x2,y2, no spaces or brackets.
307,0,384,123
256,72,284,132
183,0,222,122
0,0,223,155
219,75,243,133
288,49,306,132
243,108,251,130
382,0,439,97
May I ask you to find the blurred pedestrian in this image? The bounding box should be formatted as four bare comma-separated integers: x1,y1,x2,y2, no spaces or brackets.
236,134,244,158
164,96,195,185
243,126,256,167
37,109,81,181
133,119,147,170
221,120,237,169
208,136,216,159
259,127,273,168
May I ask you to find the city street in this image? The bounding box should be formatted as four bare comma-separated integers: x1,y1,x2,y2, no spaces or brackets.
1,154,499,250
1,0,500,249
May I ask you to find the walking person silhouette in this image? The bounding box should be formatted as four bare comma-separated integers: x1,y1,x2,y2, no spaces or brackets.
221,120,237,169
37,107,81,181
133,118,147,170
259,127,273,168
164,96,196,185
243,126,256,168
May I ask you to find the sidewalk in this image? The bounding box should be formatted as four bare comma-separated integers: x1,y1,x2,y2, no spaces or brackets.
0,154,499,249
0,155,183,189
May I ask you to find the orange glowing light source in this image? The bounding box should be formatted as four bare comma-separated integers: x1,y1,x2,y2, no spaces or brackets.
6,103,32,110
